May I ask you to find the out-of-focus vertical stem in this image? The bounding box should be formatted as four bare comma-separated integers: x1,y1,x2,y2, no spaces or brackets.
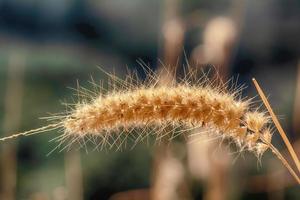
65,149,84,200
293,61,300,137
188,6,242,199
0,53,25,200
158,0,184,85
151,1,191,200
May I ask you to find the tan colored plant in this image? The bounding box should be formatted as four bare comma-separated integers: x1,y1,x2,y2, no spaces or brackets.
0,67,299,184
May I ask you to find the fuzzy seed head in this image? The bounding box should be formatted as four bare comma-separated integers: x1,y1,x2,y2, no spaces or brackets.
57,68,272,155
245,111,269,132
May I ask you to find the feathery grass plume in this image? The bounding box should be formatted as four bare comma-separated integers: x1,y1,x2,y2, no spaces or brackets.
0,66,271,155
1,65,300,183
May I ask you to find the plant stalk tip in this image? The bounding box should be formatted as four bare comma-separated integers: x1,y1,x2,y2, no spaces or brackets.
252,78,300,179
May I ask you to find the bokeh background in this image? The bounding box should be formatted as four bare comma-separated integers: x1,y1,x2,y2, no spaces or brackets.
0,0,300,199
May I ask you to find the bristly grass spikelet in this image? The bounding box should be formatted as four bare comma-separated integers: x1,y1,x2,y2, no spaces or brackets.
1,64,299,183
0,65,270,154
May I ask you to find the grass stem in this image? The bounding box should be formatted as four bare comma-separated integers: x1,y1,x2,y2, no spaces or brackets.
253,78,300,179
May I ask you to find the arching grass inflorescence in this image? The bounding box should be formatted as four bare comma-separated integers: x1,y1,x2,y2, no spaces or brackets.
1,66,273,155
38,66,273,157
2,65,300,183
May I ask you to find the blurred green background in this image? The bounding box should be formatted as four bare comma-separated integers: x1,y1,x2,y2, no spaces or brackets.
0,0,300,199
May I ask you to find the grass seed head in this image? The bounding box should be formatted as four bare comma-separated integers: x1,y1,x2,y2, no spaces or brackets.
59,67,271,155
0,66,272,156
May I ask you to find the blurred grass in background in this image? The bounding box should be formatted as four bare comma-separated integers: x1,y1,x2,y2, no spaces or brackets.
0,0,300,199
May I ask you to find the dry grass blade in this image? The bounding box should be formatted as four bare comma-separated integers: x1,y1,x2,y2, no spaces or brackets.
0,123,62,142
252,78,300,181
